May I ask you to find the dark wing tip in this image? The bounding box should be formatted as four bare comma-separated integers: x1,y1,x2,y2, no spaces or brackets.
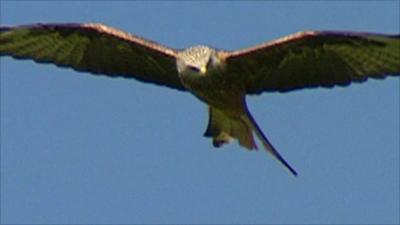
1,22,83,31
316,30,400,38
0,26,11,32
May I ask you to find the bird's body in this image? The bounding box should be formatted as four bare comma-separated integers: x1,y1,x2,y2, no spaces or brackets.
176,45,298,174
1,23,399,176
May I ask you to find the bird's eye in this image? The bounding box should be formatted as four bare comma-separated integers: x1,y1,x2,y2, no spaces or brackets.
188,66,200,72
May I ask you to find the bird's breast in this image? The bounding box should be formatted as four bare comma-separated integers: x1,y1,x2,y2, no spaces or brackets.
179,69,245,110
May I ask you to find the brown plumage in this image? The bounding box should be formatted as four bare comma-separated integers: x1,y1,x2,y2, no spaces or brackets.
1,23,399,176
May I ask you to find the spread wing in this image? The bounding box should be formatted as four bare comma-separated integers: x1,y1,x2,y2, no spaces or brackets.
223,31,400,94
0,23,186,91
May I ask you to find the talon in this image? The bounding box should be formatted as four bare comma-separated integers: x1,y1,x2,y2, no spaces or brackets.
213,139,228,148
212,132,231,148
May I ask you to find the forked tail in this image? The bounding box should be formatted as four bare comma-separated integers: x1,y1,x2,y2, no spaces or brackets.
242,106,298,176
204,105,298,176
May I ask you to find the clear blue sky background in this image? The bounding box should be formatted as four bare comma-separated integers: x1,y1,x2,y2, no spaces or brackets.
1,1,399,224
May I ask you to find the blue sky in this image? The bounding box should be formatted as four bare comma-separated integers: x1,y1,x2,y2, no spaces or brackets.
1,1,399,224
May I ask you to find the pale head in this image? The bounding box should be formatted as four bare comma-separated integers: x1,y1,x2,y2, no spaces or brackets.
176,45,221,75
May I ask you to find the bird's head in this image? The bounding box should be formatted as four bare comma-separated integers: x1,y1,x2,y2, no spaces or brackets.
176,45,221,76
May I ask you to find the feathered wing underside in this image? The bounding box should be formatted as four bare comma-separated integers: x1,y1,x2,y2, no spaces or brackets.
0,23,186,91
223,31,400,94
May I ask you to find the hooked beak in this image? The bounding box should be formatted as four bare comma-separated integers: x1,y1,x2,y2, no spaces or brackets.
200,66,207,74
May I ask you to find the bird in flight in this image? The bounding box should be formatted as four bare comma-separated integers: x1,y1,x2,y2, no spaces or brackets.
1,23,399,176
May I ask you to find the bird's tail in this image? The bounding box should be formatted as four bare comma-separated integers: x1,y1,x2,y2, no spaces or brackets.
204,105,298,176
241,105,298,176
